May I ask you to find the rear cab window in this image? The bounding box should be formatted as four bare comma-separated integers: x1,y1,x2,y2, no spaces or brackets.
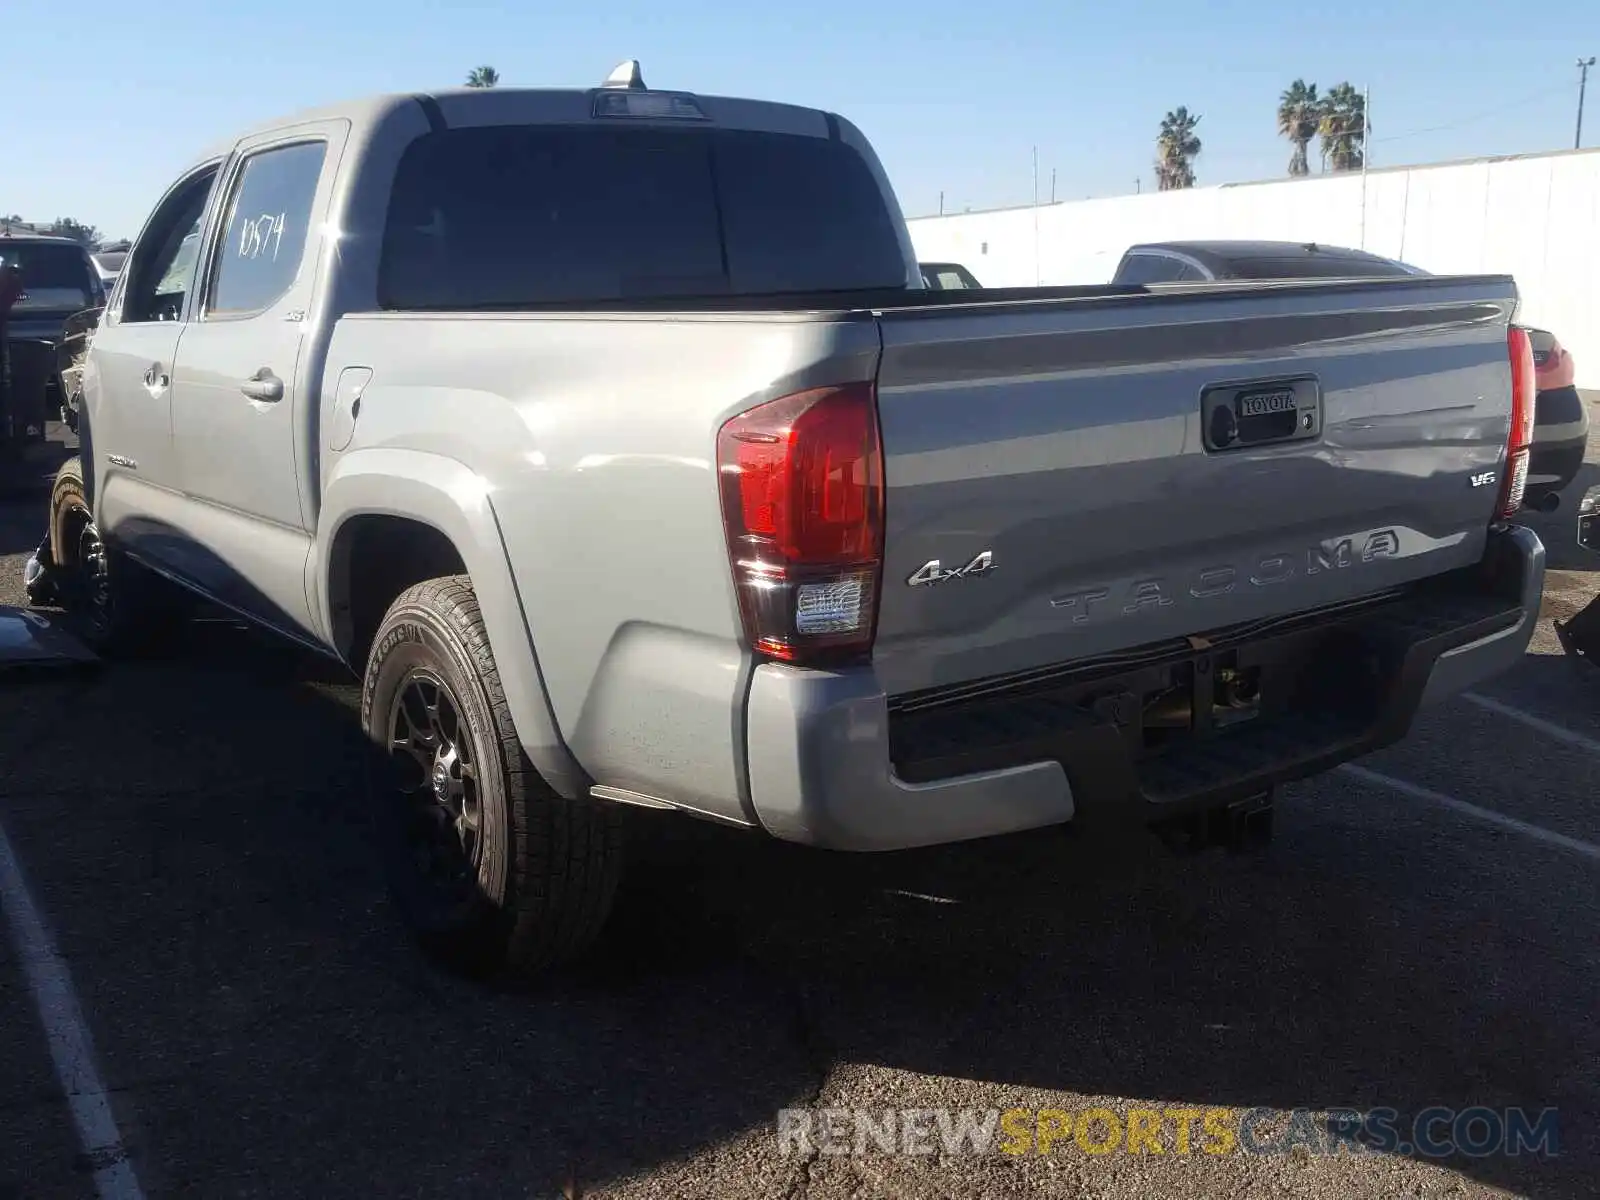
378,124,910,308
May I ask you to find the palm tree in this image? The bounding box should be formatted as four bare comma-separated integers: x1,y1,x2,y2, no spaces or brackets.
1318,83,1368,171
1155,107,1202,190
465,65,500,89
1277,80,1323,177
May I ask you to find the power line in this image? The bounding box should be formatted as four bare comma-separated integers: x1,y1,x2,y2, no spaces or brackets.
1372,83,1571,144
948,75,1580,214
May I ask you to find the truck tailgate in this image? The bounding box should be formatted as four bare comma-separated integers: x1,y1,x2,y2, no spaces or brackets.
870,276,1519,697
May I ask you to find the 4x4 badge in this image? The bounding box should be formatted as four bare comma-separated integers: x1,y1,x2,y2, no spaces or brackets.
907,551,995,587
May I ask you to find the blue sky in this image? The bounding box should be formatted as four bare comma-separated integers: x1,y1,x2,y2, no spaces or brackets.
5,0,1597,239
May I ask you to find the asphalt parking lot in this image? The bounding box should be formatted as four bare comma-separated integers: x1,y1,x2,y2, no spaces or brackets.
3,411,1600,1200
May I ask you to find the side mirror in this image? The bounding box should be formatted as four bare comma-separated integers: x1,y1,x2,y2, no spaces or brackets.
1578,486,1600,553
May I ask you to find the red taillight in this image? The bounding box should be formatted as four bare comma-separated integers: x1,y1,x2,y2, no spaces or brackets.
717,382,885,664
1499,326,1537,520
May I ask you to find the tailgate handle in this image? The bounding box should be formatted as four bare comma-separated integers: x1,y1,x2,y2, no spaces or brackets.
1203,378,1320,451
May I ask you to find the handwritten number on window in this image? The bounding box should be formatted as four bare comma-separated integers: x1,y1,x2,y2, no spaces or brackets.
237,212,287,262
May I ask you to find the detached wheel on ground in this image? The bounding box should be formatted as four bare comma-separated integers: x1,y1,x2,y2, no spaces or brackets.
361,576,623,977
44,455,190,655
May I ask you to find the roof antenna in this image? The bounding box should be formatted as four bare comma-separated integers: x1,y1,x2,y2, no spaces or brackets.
601,60,646,90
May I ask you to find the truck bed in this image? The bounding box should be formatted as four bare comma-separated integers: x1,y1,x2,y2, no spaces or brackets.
328,271,1519,810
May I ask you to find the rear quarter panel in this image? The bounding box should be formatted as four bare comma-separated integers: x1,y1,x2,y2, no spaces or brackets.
319,310,880,821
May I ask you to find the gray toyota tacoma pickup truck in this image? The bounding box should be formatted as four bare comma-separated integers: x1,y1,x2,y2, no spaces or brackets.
33,61,1546,975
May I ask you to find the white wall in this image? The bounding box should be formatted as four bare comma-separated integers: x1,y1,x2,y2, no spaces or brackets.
909,149,1600,388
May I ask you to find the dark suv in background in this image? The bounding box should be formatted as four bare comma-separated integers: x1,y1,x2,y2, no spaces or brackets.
0,234,106,342
0,234,106,440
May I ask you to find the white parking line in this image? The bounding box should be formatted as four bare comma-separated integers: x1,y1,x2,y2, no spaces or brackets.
1463,690,1600,757
1339,763,1600,863
0,818,145,1200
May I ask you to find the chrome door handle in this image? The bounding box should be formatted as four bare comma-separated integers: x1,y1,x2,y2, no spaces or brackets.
142,363,169,393
240,369,284,403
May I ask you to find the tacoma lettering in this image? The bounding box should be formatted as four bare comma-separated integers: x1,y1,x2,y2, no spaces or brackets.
1049,529,1403,618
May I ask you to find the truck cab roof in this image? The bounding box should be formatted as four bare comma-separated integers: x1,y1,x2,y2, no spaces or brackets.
195,77,849,169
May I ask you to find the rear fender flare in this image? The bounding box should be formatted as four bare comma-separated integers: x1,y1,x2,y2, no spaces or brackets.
317,447,585,798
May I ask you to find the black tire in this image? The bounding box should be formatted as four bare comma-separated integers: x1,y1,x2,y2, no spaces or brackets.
361,575,623,978
46,455,189,655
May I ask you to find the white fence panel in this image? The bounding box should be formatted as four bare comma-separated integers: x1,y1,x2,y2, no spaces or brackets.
909,149,1600,386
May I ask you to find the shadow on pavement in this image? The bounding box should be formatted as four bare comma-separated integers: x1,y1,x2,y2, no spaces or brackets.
0,618,1590,1197
616,715,1593,1196
0,620,827,1197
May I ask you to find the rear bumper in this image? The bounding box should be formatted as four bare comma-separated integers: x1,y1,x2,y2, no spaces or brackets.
744,526,1544,851
1415,525,1542,703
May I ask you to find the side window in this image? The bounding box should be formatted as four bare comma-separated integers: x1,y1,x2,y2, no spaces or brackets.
206,141,327,319
1115,254,1154,285
1119,253,1186,285
121,168,218,324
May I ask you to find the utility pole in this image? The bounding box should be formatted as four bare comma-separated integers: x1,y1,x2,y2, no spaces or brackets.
1578,57,1596,149
1363,84,1372,169
1359,84,1371,249
1032,146,1041,285
938,191,944,216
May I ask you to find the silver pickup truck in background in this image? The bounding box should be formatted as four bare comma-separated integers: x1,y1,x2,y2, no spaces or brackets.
33,61,1545,977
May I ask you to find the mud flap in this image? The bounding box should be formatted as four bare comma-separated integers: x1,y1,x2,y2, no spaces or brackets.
1555,591,1600,667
